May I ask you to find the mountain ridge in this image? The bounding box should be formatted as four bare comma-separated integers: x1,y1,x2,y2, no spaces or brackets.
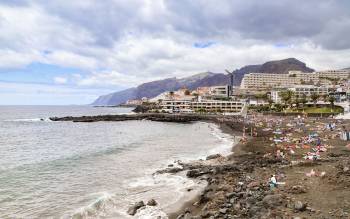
92,58,314,106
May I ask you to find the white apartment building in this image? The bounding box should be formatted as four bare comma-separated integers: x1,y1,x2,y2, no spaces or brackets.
209,85,230,97
291,85,330,97
241,70,350,90
271,85,334,104
191,100,244,113
160,99,192,113
160,99,245,113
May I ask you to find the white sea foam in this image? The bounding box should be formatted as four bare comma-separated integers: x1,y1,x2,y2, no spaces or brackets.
120,122,236,218
135,206,168,219
69,192,116,219
6,118,51,122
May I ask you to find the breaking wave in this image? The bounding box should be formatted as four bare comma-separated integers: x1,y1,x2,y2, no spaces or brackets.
69,193,117,219
6,118,51,122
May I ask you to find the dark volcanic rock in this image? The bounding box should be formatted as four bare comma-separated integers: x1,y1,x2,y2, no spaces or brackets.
186,169,204,178
127,201,145,215
132,105,150,113
288,185,307,194
206,154,222,160
156,167,183,174
50,113,207,123
147,199,157,206
262,194,285,208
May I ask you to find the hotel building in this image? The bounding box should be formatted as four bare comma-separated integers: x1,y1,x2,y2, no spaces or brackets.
160,99,245,113
271,85,334,104
241,70,350,90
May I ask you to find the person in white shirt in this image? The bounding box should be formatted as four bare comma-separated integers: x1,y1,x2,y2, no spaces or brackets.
269,174,277,189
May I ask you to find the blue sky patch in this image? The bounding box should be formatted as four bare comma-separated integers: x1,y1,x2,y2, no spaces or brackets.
0,62,83,85
193,41,216,48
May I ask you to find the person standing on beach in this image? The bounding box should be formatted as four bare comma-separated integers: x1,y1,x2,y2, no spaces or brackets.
269,175,278,189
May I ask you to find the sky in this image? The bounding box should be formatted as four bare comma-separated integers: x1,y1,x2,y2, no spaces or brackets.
1,0,350,105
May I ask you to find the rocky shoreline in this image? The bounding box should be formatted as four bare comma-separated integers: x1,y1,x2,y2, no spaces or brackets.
51,113,350,218
49,113,214,123
169,115,350,219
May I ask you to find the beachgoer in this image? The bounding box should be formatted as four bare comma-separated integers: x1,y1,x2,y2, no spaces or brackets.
269,175,277,189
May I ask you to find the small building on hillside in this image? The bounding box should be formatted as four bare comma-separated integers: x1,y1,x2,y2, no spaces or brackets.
209,85,231,98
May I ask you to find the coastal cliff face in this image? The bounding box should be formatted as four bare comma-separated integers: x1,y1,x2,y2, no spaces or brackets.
92,72,229,106
92,58,314,106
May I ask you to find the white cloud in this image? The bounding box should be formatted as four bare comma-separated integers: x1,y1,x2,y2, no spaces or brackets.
0,0,350,105
0,81,114,105
77,70,141,88
53,76,68,84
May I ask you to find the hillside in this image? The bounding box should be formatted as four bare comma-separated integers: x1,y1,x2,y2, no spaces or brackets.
92,58,314,105
231,58,314,86
92,73,229,106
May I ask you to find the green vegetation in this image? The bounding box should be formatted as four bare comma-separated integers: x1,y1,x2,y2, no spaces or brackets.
310,93,319,107
285,106,343,114
214,97,231,101
280,90,295,107
249,103,343,114
196,108,207,114
327,96,336,108
319,76,340,84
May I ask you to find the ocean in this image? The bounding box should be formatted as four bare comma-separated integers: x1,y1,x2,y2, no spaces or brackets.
0,106,234,218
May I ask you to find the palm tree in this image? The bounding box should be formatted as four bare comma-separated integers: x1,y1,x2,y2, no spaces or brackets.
280,90,294,108
267,97,274,108
169,91,175,100
310,93,320,107
294,96,301,108
255,93,268,105
300,94,308,107
328,96,336,109
322,94,328,102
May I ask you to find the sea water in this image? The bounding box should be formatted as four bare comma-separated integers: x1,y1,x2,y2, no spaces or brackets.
0,106,234,218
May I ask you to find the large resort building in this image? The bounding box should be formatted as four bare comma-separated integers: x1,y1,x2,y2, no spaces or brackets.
241,70,350,90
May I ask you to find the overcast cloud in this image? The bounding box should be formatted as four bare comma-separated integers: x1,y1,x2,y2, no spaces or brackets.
0,0,350,104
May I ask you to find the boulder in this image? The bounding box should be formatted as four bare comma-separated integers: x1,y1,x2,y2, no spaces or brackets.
247,181,260,188
262,194,284,208
219,208,228,214
294,201,307,211
288,185,307,194
234,202,241,211
147,199,158,206
186,169,207,178
201,211,214,218
206,154,222,160
127,201,145,215
156,167,183,174
225,192,236,199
